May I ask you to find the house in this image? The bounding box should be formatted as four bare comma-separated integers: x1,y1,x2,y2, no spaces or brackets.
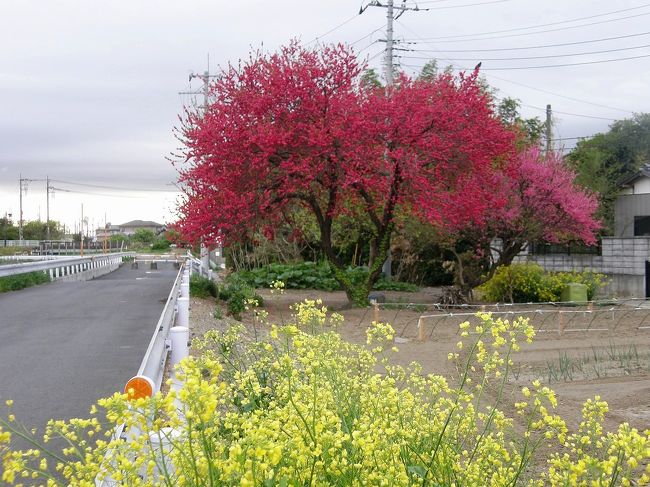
510,163,650,297
94,224,122,240
615,163,650,237
117,220,166,236
94,220,166,239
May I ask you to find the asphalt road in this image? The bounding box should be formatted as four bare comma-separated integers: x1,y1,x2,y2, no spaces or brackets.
0,263,178,432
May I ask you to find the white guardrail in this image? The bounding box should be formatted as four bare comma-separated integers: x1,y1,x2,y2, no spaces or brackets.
97,261,192,486
137,264,185,392
0,253,134,279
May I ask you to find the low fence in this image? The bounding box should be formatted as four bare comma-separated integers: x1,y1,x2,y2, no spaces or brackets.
0,253,133,281
414,304,650,341
0,239,40,248
359,299,650,342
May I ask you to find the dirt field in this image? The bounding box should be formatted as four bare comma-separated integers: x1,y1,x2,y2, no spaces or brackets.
190,288,650,433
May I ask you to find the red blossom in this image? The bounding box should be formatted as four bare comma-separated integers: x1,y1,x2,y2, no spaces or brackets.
174,42,516,301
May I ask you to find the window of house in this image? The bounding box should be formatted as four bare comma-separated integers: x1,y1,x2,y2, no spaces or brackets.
634,216,650,236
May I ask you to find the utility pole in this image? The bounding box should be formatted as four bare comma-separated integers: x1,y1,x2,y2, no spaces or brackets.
19,175,44,243
103,212,108,254
46,175,51,240
362,0,422,86
19,174,23,243
80,203,84,257
180,64,219,274
179,63,217,115
545,104,553,155
362,0,421,278
385,0,394,86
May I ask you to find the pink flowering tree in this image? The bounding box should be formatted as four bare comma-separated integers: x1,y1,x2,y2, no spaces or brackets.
440,147,601,293
175,42,515,305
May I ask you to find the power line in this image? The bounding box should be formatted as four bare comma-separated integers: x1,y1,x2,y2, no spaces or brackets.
403,0,511,10
407,11,650,44
405,42,650,61
350,25,385,46
407,30,650,52
49,186,144,199
480,72,634,114
521,104,618,121
550,136,594,141
50,179,176,193
403,3,650,41
478,52,650,70
306,13,361,45
406,0,505,3
395,20,636,114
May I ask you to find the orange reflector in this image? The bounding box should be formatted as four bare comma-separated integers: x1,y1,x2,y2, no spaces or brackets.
124,375,154,401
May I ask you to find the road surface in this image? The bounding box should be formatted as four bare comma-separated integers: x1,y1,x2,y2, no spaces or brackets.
0,263,178,432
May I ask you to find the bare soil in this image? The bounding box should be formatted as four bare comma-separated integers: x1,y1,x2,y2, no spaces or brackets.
190,288,650,432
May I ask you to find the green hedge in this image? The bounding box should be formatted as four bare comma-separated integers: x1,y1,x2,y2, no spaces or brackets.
217,275,264,319
234,262,418,292
478,263,607,303
189,274,217,298
0,271,51,293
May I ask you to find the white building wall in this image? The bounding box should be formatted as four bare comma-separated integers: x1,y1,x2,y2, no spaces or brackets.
634,177,650,194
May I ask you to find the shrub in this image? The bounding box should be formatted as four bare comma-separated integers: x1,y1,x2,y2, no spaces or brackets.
479,263,607,303
0,271,50,293
1,304,648,485
235,261,418,292
218,275,264,319
151,237,171,251
189,274,217,299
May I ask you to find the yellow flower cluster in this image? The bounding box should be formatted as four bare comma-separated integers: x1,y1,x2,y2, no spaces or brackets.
1,302,649,486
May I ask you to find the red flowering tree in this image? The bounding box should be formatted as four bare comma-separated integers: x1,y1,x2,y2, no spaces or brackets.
176,42,515,305
439,147,601,294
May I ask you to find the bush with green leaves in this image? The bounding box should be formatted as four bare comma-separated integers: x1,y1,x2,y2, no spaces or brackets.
151,237,171,251
479,263,606,303
189,274,217,299
235,261,417,293
0,271,50,293
218,275,264,319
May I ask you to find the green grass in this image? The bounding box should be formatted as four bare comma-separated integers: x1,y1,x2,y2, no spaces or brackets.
0,247,31,256
0,271,51,293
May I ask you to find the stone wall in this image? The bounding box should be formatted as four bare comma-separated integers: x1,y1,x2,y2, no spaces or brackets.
511,237,650,298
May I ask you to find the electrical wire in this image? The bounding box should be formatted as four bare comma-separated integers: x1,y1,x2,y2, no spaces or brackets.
550,136,594,141
521,104,618,121
481,72,635,114
395,20,636,114
404,42,650,61
50,179,177,193
478,52,650,70
407,30,650,52
49,187,144,199
306,12,361,45
407,11,650,44
403,0,511,10
403,3,650,41
350,25,385,46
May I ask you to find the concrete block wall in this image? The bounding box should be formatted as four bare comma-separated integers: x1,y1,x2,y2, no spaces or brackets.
510,237,650,297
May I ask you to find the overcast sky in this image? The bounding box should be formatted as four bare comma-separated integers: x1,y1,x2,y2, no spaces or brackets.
1,0,648,234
